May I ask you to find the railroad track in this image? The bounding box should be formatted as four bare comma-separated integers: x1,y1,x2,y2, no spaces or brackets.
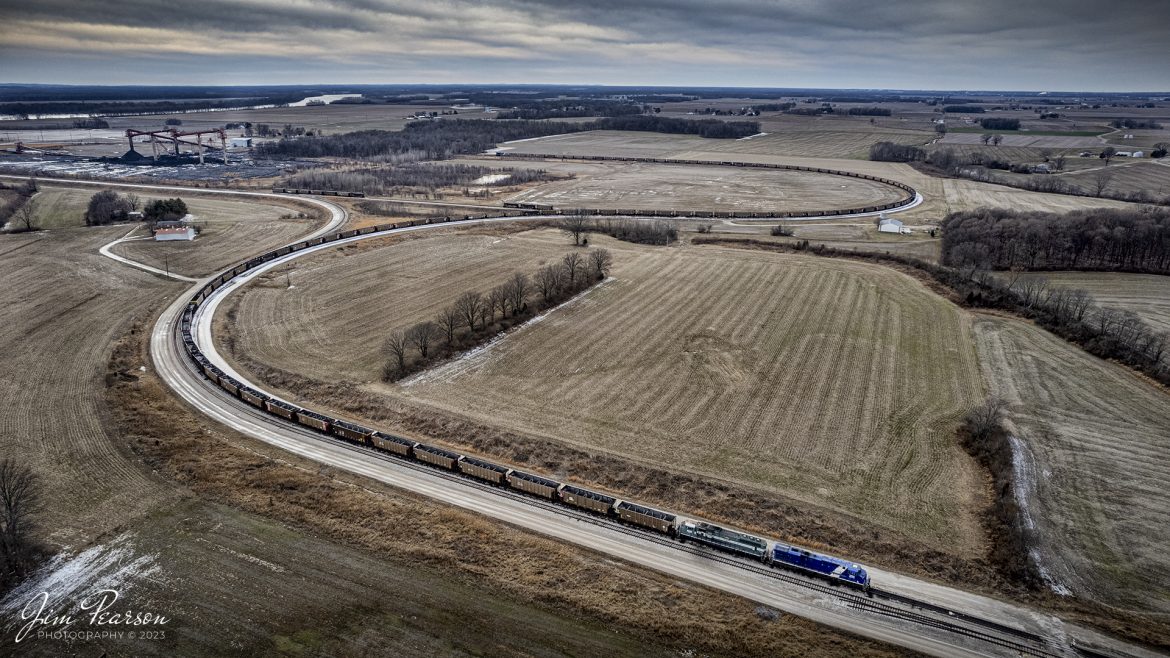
174,325,1056,657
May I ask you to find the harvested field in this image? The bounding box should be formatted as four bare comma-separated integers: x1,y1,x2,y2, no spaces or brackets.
505,162,905,212
937,133,1105,148
1050,161,1170,198
222,228,988,552
0,220,901,656
496,134,1148,224
972,315,1170,612
1015,271,1170,332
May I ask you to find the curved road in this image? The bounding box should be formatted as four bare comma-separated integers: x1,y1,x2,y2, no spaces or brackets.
9,175,1150,657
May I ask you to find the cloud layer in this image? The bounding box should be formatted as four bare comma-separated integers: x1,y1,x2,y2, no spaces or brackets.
1,0,1166,90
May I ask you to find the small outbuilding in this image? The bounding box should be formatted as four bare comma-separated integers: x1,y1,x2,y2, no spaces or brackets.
229,137,253,148
878,217,905,234
155,226,195,241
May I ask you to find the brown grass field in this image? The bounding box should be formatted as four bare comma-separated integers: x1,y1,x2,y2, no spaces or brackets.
506,161,906,212
221,227,989,553
973,315,1170,612
0,218,902,656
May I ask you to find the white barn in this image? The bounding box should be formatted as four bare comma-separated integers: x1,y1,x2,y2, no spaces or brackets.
878,216,907,234
229,137,253,148
155,226,195,241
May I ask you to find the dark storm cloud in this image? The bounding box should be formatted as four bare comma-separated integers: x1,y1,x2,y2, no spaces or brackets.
0,0,1166,89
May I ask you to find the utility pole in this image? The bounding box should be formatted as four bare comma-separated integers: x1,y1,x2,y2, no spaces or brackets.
165,254,169,277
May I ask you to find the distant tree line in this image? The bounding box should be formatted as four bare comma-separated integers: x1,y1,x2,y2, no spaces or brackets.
281,164,557,195
587,216,678,245
846,107,892,116
0,95,304,119
750,103,796,113
944,105,985,113
941,207,1170,274
1111,118,1163,129
868,141,926,162
695,235,1170,389
382,249,612,381
257,116,759,162
495,99,643,120
979,118,1020,130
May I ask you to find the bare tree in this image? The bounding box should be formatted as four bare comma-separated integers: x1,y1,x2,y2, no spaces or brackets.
1093,169,1114,197
1100,146,1116,165
0,458,41,582
1017,276,1049,308
966,397,1008,440
437,305,464,346
1067,288,1094,322
488,285,508,321
558,215,590,246
992,134,1003,146
407,321,439,359
125,193,141,212
562,252,583,287
506,272,530,314
384,330,410,378
589,248,613,280
455,291,484,332
534,264,561,302
980,133,993,145
12,198,37,232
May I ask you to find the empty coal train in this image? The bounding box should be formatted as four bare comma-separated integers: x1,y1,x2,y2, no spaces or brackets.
179,213,873,593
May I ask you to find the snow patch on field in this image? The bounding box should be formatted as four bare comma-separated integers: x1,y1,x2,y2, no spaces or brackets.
401,278,613,388
471,173,510,185
1009,434,1073,597
737,132,770,140
0,533,160,619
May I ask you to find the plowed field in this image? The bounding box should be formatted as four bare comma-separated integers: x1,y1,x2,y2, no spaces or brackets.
973,316,1170,611
223,228,988,549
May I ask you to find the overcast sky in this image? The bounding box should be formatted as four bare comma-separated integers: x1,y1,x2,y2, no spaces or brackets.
1,0,1166,91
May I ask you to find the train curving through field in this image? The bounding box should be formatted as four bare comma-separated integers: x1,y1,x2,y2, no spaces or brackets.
179,213,875,592
497,153,919,219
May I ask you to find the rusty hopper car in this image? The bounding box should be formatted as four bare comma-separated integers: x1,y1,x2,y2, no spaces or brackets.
615,501,676,534
296,409,331,432
239,387,267,408
458,456,509,484
264,399,298,420
506,471,561,499
218,377,240,396
370,432,415,456
414,444,460,469
331,419,372,444
559,484,615,515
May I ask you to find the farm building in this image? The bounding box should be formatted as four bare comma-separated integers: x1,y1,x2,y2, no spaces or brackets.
229,137,253,148
155,226,195,241
1132,151,1145,158
878,217,908,234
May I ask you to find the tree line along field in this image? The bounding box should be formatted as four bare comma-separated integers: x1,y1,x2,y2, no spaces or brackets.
973,315,1170,611
218,227,989,555
1013,271,1170,332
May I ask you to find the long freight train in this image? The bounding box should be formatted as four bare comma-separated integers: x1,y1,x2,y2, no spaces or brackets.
179,214,873,592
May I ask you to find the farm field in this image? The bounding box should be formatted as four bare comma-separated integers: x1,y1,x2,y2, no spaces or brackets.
973,315,1170,611
937,133,1105,148
1050,161,1170,198
0,217,893,657
1016,271,1170,332
506,161,906,212
497,132,1148,222
221,228,988,552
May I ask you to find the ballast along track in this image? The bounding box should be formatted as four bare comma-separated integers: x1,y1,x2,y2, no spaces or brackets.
173,211,1060,658
496,152,920,219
